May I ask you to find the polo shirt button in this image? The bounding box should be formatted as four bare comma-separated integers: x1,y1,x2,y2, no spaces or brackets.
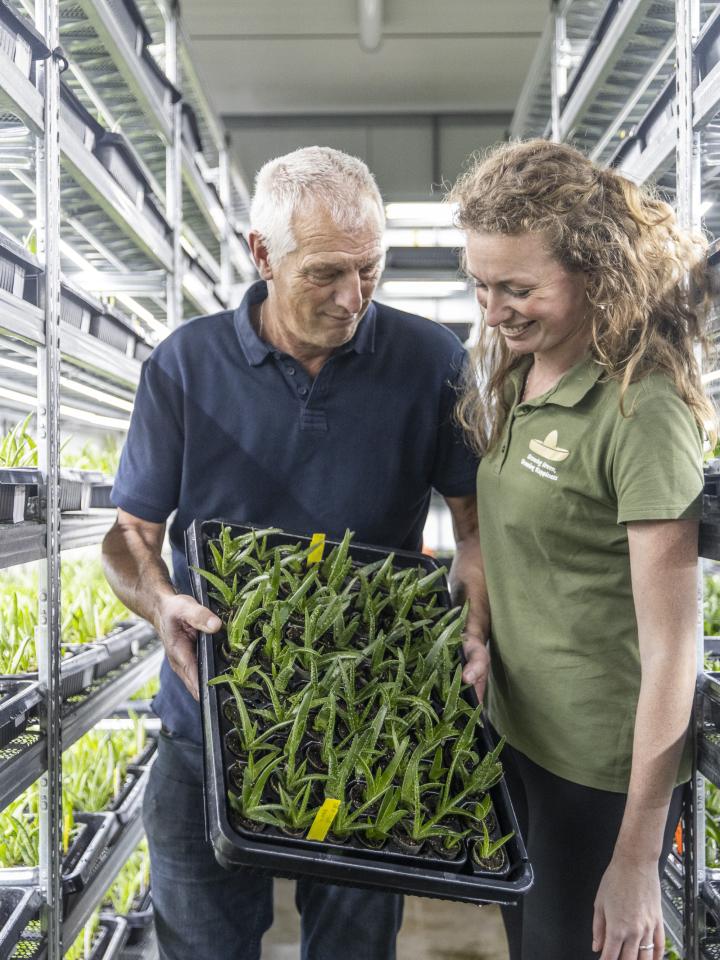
298,386,308,397
286,366,296,375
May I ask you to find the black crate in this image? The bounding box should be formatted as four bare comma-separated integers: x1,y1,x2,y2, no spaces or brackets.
697,5,720,82
134,340,153,362
0,887,41,959
60,81,104,151
0,0,50,78
141,48,180,114
105,0,151,53
142,193,170,239
0,234,36,300
89,311,135,355
0,469,40,524
186,519,533,906
63,812,120,901
181,103,203,154
111,761,153,826
88,481,113,509
0,678,41,749
123,889,153,946
4,643,105,701
93,621,156,679
59,286,93,331
58,469,86,512
94,133,151,207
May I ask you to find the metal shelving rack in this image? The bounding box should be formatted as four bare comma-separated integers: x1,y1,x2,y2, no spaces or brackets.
511,1,720,956
0,0,255,954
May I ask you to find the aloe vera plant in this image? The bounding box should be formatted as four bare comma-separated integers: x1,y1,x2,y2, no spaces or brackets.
199,525,511,866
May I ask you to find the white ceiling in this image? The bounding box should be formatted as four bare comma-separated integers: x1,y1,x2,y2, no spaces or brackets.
180,0,546,117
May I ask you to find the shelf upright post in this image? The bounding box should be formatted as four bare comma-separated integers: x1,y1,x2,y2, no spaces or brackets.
34,0,63,956
219,139,233,305
550,0,567,142
165,0,183,328
676,0,703,955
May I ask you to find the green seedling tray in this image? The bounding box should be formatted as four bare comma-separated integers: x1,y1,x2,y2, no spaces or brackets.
187,518,533,906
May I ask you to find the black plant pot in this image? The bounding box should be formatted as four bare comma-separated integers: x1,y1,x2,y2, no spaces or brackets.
230,811,267,835
228,760,247,791
428,835,466,863
469,843,509,874
304,740,325,773
390,827,425,857
225,729,245,758
357,833,386,852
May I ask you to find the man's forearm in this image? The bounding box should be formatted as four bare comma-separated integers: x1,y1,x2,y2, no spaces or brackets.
102,520,175,630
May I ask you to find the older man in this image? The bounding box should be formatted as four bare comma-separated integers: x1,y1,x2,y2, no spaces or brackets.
102,146,487,960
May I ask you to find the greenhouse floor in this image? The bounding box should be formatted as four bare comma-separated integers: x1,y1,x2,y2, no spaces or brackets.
126,880,510,958
263,879,510,959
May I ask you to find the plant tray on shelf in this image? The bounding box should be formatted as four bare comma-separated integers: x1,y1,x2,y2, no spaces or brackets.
187,519,532,906
0,886,41,959
105,0,151,53
122,889,153,945
134,340,153,362
0,234,39,301
84,916,129,960
140,48,180,115
92,620,157,679
60,81,105,151
3,643,105,701
0,678,41,749
0,469,41,524
88,310,136,357
0,0,50,79
94,132,152,208
110,757,154,826
62,812,120,903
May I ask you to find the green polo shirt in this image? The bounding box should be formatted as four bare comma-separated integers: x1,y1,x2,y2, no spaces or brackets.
479,355,702,792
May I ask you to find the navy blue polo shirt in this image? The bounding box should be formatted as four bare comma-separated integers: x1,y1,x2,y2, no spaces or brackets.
112,280,478,741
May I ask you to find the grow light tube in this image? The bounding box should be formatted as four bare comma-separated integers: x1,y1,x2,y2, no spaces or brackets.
385,202,456,227
0,385,130,429
0,358,134,412
0,191,25,220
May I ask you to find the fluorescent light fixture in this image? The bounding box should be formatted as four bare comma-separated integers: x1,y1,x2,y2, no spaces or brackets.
0,384,129,428
381,280,467,298
702,369,720,385
383,227,464,248
59,377,134,413
0,191,25,219
59,405,129,430
0,385,34,407
385,202,456,227
701,200,714,216
0,356,34,377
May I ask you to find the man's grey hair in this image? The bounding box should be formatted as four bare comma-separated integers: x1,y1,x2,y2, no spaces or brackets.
250,146,385,264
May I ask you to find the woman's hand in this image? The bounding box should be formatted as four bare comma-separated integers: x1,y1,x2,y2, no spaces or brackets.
592,853,664,959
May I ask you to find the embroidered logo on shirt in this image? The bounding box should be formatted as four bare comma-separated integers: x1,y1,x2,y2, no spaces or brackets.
528,430,569,462
520,431,569,483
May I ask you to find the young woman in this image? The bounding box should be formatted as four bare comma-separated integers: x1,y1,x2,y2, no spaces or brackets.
451,139,714,960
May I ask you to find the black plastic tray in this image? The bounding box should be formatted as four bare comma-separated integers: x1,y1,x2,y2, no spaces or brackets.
0,678,41,749
76,915,128,960
0,886,41,960
187,518,533,906
122,889,153,945
0,469,40,523
94,132,151,207
60,81,104,150
3,643,105,700
0,0,50,77
92,621,156,679
181,102,203,154
63,812,120,901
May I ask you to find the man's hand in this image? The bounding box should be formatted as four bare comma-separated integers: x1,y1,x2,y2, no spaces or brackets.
462,634,490,705
153,594,222,701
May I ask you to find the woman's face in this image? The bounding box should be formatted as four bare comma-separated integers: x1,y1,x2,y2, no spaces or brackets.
465,231,590,365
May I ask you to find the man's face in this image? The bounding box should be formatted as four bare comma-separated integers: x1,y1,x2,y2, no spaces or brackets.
270,204,385,351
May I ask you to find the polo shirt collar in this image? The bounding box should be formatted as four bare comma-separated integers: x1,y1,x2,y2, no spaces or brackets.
234,280,377,367
508,353,603,409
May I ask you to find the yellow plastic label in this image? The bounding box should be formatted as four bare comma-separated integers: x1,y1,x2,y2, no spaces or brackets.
307,533,326,565
306,798,341,841
62,811,72,853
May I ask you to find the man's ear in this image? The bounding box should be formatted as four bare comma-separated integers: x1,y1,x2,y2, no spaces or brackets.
248,231,273,280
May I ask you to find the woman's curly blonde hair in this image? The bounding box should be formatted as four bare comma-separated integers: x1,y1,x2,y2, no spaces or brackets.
449,138,715,454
